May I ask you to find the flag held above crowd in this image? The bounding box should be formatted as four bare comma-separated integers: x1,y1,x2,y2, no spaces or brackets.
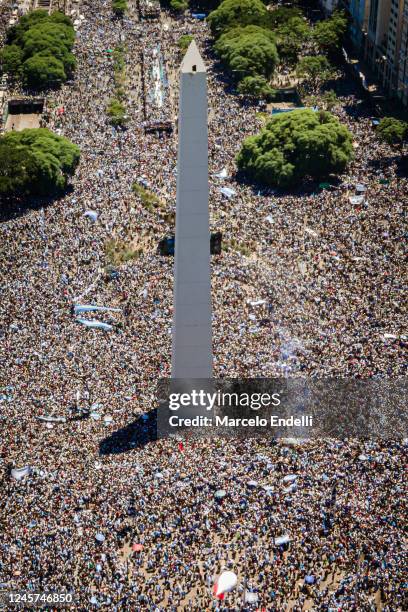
213,570,238,600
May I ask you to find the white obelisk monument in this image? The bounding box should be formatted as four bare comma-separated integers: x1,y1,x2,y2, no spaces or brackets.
171,41,213,379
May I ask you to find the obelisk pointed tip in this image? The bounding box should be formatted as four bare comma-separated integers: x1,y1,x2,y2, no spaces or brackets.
181,40,206,74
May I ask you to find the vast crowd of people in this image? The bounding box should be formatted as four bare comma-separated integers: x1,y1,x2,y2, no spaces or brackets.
0,0,406,609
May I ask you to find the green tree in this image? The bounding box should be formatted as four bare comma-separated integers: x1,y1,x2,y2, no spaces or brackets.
0,143,41,195
237,108,353,188
23,54,66,88
313,11,347,54
268,6,304,28
112,0,127,16
178,34,193,52
321,89,338,111
277,41,299,65
214,26,278,79
275,19,309,64
107,98,128,127
7,9,49,46
22,25,76,79
0,128,80,197
376,117,408,147
207,0,268,37
22,23,75,58
170,0,189,11
4,10,75,89
0,45,24,77
237,75,276,100
296,55,334,85
48,11,74,27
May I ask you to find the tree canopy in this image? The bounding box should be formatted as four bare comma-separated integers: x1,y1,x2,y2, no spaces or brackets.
112,0,128,17
170,0,188,11
107,98,128,127
0,128,80,197
270,8,310,64
178,34,193,52
207,2,347,101
0,10,75,88
237,109,353,188
313,11,347,54
376,117,408,147
214,25,278,80
6,9,49,45
296,55,334,85
237,75,276,100
0,44,23,77
207,0,268,37
23,54,67,88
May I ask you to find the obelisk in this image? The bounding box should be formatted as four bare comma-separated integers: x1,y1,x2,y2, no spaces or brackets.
171,41,213,379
